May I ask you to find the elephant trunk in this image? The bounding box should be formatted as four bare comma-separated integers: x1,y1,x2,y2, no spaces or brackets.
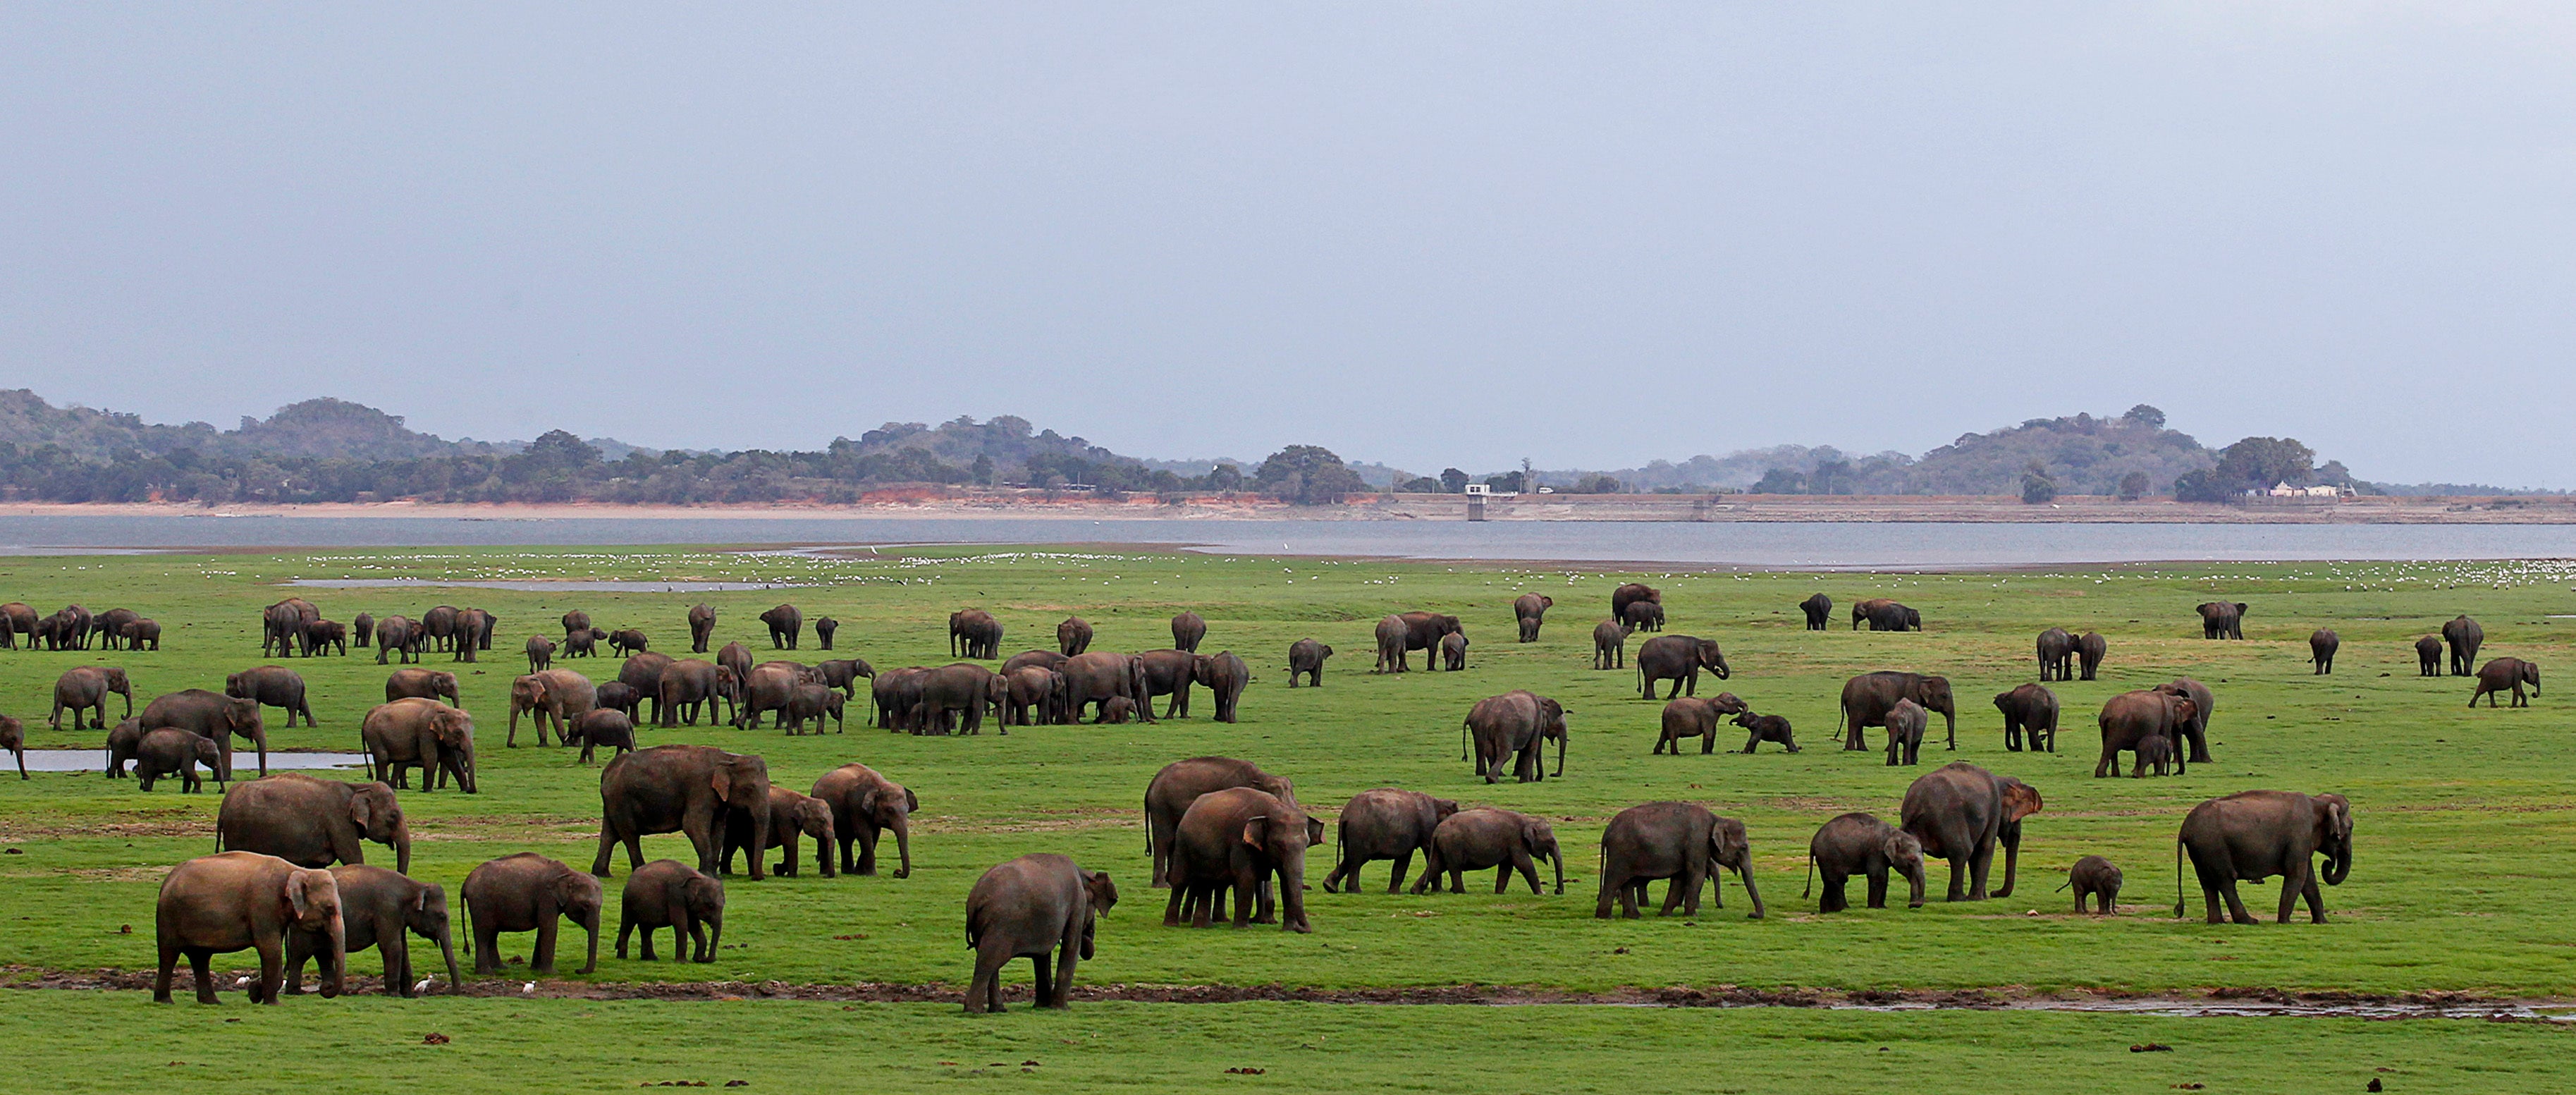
891,817,913,879
2323,844,2350,886
1550,847,1565,895
1732,850,1765,919
818,825,839,879
1552,726,1566,778
1994,824,2021,899
705,910,723,958
1905,863,1927,908
392,821,413,876
580,909,600,974
318,919,348,998
748,805,771,882
1277,862,1311,933
436,927,462,993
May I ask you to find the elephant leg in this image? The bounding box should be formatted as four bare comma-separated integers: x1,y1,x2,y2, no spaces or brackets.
642,924,661,962
617,918,634,960
388,938,412,997
1865,868,1888,910
2214,877,2255,925
1701,730,1717,755
1031,953,1055,1007
1162,882,1188,927
1149,816,1177,888
2276,862,2308,924
252,939,283,1004
1820,870,1848,913
189,948,218,1004
533,912,560,974
1388,850,1414,895
856,827,880,876
474,923,503,973
1514,851,1541,895
2300,867,2329,924
1941,856,1968,903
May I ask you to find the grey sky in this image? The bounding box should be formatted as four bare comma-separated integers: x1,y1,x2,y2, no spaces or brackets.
2,4,2569,484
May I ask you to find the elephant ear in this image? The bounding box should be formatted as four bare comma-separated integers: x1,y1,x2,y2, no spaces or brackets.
902,786,919,813
1306,816,1325,845
2314,794,2353,843
2002,781,2044,821
551,869,596,911
1521,818,1550,850
347,791,374,831
284,871,313,918
1086,871,1118,914
709,761,735,804
1239,816,1270,852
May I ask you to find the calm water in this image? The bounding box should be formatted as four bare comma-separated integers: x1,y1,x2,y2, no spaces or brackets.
15,749,364,773
4,514,2575,567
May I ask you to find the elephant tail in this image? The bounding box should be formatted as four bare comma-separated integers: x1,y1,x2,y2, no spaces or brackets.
2173,837,2187,919
1460,719,1471,761
1801,851,1815,898
2054,876,2071,893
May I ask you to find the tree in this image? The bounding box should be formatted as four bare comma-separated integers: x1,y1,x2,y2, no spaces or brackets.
969,453,995,486
2122,404,2166,429
2212,436,2315,492
1811,460,1856,496
2173,467,2231,502
1574,474,1623,494
1750,467,1807,494
2020,460,2057,504
1485,470,1527,494
1253,445,1367,504
1438,467,1471,494
2116,470,2150,501
1399,476,1443,493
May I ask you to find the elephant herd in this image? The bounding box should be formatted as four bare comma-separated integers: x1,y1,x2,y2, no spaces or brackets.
2,601,160,652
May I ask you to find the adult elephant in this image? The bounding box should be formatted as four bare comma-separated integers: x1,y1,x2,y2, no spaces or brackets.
2175,790,2353,924
0,714,22,779
594,745,772,881
92,607,141,650
1655,693,1748,755
1417,808,1564,896
285,864,458,997
2443,615,2484,676
560,610,592,642
1839,672,1956,752
1372,615,1410,673
618,652,675,726
910,662,1005,734
154,852,345,1003
2154,678,2217,763
300,618,347,658
1798,593,1832,630
1461,690,1569,784
1287,639,1332,687
1163,787,1320,932
450,608,493,661
964,854,1117,1014
1002,649,1066,675
1323,788,1459,894
1993,683,2059,753
0,601,37,647
1803,812,1926,912
508,669,597,747
2310,629,2339,674
871,667,929,730
360,698,477,793
1057,617,1093,656
760,604,804,650
686,604,716,653
2415,635,2443,677
2096,690,2197,778
656,659,731,728
2471,658,2541,708
123,618,164,651
2076,631,2106,680
1594,802,1762,919
1004,666,1067,726
262,599,317,658
716,641,754,685
1635,635,1729,699
1513,593,1553,642
1619,600,1664,633
50,666,131,730
384,668,460,706
1144,756,1298,888
1397,611,1464,671
351,612,374,650
1193,651,1251,723
215,773,412,876
373,616,422,664
720,785,838,879
2035,628,2075,681
949,608,1002,659
1060,652,1152,723
813,616,838,650
422,606,460,653
1899,762,2042,902
2197,601,2247,640
1170,611,1207,653
1854,599,1919,631
1136,649,1201,719
225,666,315,728
1609,583,1660,623
462,853,600,974
810,762,915,877
142,689,267,780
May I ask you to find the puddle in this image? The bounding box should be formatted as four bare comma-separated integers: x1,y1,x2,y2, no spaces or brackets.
281,578,804,592
14,750,366,773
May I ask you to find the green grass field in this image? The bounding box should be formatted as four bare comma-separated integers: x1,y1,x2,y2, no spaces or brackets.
2,544,2572,1091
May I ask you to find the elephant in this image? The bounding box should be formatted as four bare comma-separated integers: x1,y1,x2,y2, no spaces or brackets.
873,667,931,730
782,683,845,735
910,662,1005,733
121,618,163,651
2076,631,2106,680
225,666,315,728
215,773,411,876
525,634,556,673
0,714,20,779
1057,617,1093,656
2055,855,2122,914
1416,807,1563,895
1594,802,1763,919
2415,635,2443,677
1994,683,2059,753
1609,583,1660,622
462,853,601,974
1899,762,2042,902
1620,599,1666,633
816,657,875,699
1593,619,1634,669
135,728,225,793
619,652,675,725
2154,678,2216,763
595,682,642,721
717,640,754,685
2472,657,2541,708
2175,790,2351,924
1462,690,1569,783
450,608,493,661
607,628,650,657
50,666,131,730
1636,635,1729,699
949,608,1002,659
1004,666,1068,726
154,851,345,1003
2135,734,2177,776
92,607,140,649
1839,671,1956,752
284,864,460,996
2035,628,2076,681
1798,592,1832,630
1145,756,1298,888
1323,788,1459,894
1096,697,1138,723
104,716,145,778
594,745,772,881
299,619,345,657
1163,787,1320,931
2307,628,2339,674
812,616,838,650
422,606,460,653
1137,649,1203,718
374,616,422,663
1850,597,1896,630
1655,692,1749,755
563,628,601,659
1004,649,1068,675
618,860,724,962
1059,652,1152,723
1513,592,1553,642
1386,611,1464,673
1734,711,1797,753
2097,689,2197,777
1884,697,1929,766
0,601,37,647
384,668,460,706
568,709,635,764
811,762,916,877
263,599,317,659
761,604,804,650
561,609,594,641
142,689,267,780
1287,639,1332,686
1803,812,1926,912
1438,631,1468,671
1372,615,1409,673
360,699,477,793
2197,601,2247,640
964,853,1117,1013
1195,651,1251,723
720,785,838,878
656,659,732,728
352,612,374,650
2444,616,2485,675
508,669,598,747
1171,611,1207,653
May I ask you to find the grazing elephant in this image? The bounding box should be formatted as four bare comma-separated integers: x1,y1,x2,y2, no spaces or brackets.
1655,692,1748,755
1593,619,1634,669
2154,678,2216,763
1853,598,1920,631
2471,658,2541,707
686,604,716,653
1145,756,1298,888
0,714,21,779
142,689,267,780
656,659,731,728
910,662,1005,734
1609,583,1660,623
216,773,411,876
123,618,164,651
374,616,422,664
2197,601,2247,640
360,698,477,793
154,851,345,1003
1417,808,1563,895
1994,683,2059,753
1391,611,1464,672
1798,592,1832,630
2308,629,2339,674
607,628,650,658
462,853,600,974
135,728,226,792
761,604,804,650
1635,635,1730,699
285,864,459,996
1804,812,1926,912
2175,790,2351,924
299,619,345,657
1884,698,1929,766
1164,787,1320,931
1462,690,1569,783
422,606,460,653
721,785,838,878
618,860,724,962
1439,631,1468,671
51,666,131,730
1620,600,1665,633
812,616,838,650
618,653,675,725
1734,711,1797,754
2035,628,2076,681
1004,666,1067,726
352,612,374,650
1194,652,1251,723
810,762,916,877
225,666,315,728
568,709,635,764
2415,635,2443,677
525,635,556,673
2076,631,2106,680
1839,671,1956,752
949,608,1002,659
965,854,1117,1013
1059,652,1152,723
1594,802,1763,919
1514,593,1553,642
2097,689,2197,777
2060,855,2122,914
1170,611,1207,653
508,669,598,747
781,683,844,735
384,668,460,706
1057,617,1093,657
1287,639,1332,687
1899,763,2041,902
1323,788,1459,894
594,745,772,881
2444,616,2486,676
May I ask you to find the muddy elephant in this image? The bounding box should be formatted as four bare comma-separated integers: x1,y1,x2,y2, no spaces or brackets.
1805,812,1925,912
1193,651,1251,723
462,852,600,974
2415,635,2443,677
142,689,267,780
1899,763,2041,902
685,604,716,653
1417,807,1563,895
1610,583,1660,622
1593,620,1634,669
1621,600,1665,632
1057,617,1093,656
1595,802,1763,919
216,773,411,875
618,859,723,962
1839,671,1955,752
1287,639,1332,686
760,604,804,650
1462,690,1569,783
594,745,772,881
2197,601,2247,640
1994,683,2059,753
1798,592,1832,630
2035,628,2076,681
2076,631,2106,680
721,785,838,878
1060,652,1152,723
810,762,915,877
2175,790,2351,924
965,853,1116,1013
1636,635,1730,699
51,666,131,730
1514,593,1553,642
2472,657,2540,707
384,668,460,706
911,662,1005,733
656,659,732,728
226,666,315,729
372,616,422,663
1323,788,1459,894
135,728,225,792
284,864,459,996
1655,692,1748,755
2443,615,2484,675
1146,756,1297,888
1164,787,1320,931
360,698,477,793
1884,698,1930,766
2152,678,2217,763
154,851,345,1003
1169,611,1207,653
949,608,1002,659
508,668,597,747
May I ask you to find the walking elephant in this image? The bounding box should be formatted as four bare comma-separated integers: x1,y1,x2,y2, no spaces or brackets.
1798,592,1832,630
656,659,732,728
525,635,555,673
2309,629,2339,674
1057,617,1093,657
618,860,723,962
1194,651,1250,723
372,616,422,664
0,714,22,780
154,852,345,1003
2035,628,2075,681
1994,683,2059,753
216,773,411,875
50,666,131,730
1635,635,1729,700
283,864,459,996
2197,601,2247,640
1514,593,1553,642
1323,788,1459,895
1163,787,1319,932
686,604,716,653
1655,693,1748,755
142,689,267,781
360,698,477,793
1595,802,1763,919
1461,690,1569,783
720,785,838,878
422,606,460,653
2471,658,2540,707
508,669,597,747
965,854,1117,1013
1839,671,1955,752
1287,639,1332,687
462,853,601,974
1145,756,1297,888
813,616,838,650
810,762,915,877
2175,790,2351,924
2444,616,2485,676
618,653,675,726
384,668,460,706
352,612,374,650
1003,666,1068,726
606,628,649,658
2416,635,2443,677
760,604,804,650
1417,808,1563,895
1804,812,1926,912
593,745,772,881
1734,712,1797,754
135,728,225,793
1170,611,1206,653
1899,763,2042,902
1884,698,1930,766
1592,620,1634,670
225,666,315,729
2096,690,2196,777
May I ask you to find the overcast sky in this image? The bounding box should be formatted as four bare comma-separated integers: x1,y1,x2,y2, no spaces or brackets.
2,4,2570,482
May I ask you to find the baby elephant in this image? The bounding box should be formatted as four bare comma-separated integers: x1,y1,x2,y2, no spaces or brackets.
1415,808,1564,895
568,709,634,764
1734,711,1797,754
965,853,1117,1013
1805,812,1927,912
1438,631,1468,672
137,728,225,793
1286,639,1332,687
2059,855,2121,914
1095,696,1138,724
1655,693,1749,755
618,860,724,962
2133,733,2176,777
1883,698,1929,766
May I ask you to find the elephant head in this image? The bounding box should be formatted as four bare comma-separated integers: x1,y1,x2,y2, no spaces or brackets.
350,781,412,876
1536,696,1571,778
858,782,917,878
1691,640,1731,679
1078,870,1118,959
685,870,725,953
102,667,132,699
283,867,347,998
713,665,742,702
1993,776,2044,898
1707,816,1765,919
404,882,465,992
2312,793,2354,886
1913,675,1958,738
1255,773,1299,807
1883,829,1929,907
1523,816,1566,895
512,675,551,713
1237,809,1322,933
2522,662,2543,694
553,868,604,974
427,706,477,793
1708,692,1749,716
792,796,839,878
